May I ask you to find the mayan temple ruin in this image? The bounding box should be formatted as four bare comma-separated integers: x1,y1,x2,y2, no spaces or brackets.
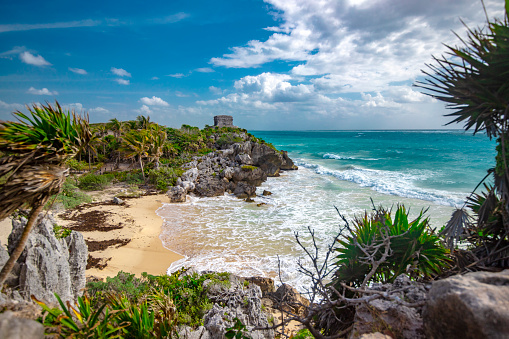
213,115,235,128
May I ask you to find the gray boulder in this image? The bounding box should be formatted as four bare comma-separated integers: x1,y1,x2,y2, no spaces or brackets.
233,182,256,199
8,215,87,305
423,270,509,339
0,311,44,339
351,275,428,339
232,167,267,186
182,167,199,183
235,153,254,165
194,176,227,197
179,180,196,192
167,186,187,203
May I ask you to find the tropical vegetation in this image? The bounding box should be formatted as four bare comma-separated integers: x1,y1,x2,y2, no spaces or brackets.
416,2,509,270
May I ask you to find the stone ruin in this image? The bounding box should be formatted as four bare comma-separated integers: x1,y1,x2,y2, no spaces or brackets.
213,115,236,128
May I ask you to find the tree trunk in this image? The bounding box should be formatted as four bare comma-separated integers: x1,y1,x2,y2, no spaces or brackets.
0,203,44,287
139,156,145,179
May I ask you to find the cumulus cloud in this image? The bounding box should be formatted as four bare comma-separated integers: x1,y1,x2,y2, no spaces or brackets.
89,107,110,114
27,87,58,95
137,105,152,115
140,96,169,106
69,67,87,75
111,67,131,77
0,100,23,111
195,67,215,73
20,51,51,66
115,79,130,85
209,86,224,95
167,73,186,78
175,91,190,98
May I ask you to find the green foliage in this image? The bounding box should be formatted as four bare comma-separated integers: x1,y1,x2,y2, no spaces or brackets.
216,134,244,147
225,317,251,339
53,179,92,209
34,293,126,338
85,270,230,330
148,167,184,191
113,170,144,185
78,173,115,191
53,225,72,239
241,165,258,171
66,158,88,172
333,205,450,287
292,328,314,339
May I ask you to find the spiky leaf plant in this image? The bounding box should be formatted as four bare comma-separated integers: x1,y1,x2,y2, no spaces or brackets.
333,205,450,288
416,3,509,269
0,101,91,286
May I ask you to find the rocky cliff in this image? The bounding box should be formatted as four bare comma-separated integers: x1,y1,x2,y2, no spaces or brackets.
168,138,297,202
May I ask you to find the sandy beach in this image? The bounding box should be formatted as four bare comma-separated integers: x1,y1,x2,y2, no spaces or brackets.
0,194,183,280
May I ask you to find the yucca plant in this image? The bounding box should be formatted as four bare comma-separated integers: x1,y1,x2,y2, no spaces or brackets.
34,293,127,338
0,101,92,286
108,294,158,339
333,204,450,288
416,2,509,268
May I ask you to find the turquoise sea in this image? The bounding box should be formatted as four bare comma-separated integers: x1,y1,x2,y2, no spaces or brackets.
158,130,496,290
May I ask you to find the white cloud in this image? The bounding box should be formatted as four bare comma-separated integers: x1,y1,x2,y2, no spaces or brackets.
111,67,131,77
175,91,190,98
137,105,152,115
27,87,58,95
67,103,84,111
89,107,110,114
19,51,51,66
115,79,130,85
167,73,186,78
0,100,23,111
209,86,224,95
151,76,159,80
195,67,215,73
69,67,87,75
0,19,101,33
140,96,169,106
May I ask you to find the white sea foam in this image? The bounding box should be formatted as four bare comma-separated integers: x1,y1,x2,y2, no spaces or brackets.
323,153,379,161
157,166,457,293
295,160,466,207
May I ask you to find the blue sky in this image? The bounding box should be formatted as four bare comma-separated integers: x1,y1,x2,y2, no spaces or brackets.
0,0,505,130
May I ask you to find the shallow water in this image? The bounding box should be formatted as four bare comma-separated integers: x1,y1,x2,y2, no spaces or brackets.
157,130,496,291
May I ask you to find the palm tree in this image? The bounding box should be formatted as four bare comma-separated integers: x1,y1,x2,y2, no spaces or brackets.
136,115,151,130
147,124,167,169
0,101,91,285
121,129,149,179
107,118,124,141
416,3,509,268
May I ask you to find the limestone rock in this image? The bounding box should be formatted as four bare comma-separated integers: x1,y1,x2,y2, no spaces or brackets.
234,182,256,199
194,176,227,197
181,167,199,183
7,215,88,305
167,186,187,203
232,167,267,186
245,277,276,297
179,180,196,192
351,275,427,339
272,284,310,316
112,196,124,204
423,270,509,339
235,153,254,165
0,311,44,339
359,333,392,339
0,240,8,269
204,275,274,339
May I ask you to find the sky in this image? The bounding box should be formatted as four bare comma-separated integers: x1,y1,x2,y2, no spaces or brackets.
0,0,505,130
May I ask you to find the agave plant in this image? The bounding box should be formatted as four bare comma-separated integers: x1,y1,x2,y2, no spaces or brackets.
34,293,127,338
416,3,509,268
0,101,92,286
333,204,450,288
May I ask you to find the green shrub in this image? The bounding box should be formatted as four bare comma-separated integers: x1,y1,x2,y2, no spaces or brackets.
53,225,72,239
293,328,314,339
241,165,257,171
114,170,144,185
51,179,92,209
78,173,115,191
148,167,184,191
333,204,450,288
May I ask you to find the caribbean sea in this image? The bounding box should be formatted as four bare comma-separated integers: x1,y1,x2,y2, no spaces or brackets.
158,130,496,290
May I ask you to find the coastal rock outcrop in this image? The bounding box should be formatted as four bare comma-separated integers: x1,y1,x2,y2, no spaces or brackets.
350,275,428,339
179,274,274,339
170,138,297,202
7,214,88,305
0,311,44,339
423,270,509,339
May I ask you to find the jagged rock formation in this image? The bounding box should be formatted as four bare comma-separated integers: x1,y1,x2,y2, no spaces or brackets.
4,214,87,305
168,138,297,202
179,274,274,339
423,270,509,339
0,311,44,339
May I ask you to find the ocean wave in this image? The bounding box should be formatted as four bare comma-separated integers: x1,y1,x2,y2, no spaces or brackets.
323,153,379,161
295,160,465,207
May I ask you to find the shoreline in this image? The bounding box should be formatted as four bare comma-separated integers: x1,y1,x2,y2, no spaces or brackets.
56,193,183,280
